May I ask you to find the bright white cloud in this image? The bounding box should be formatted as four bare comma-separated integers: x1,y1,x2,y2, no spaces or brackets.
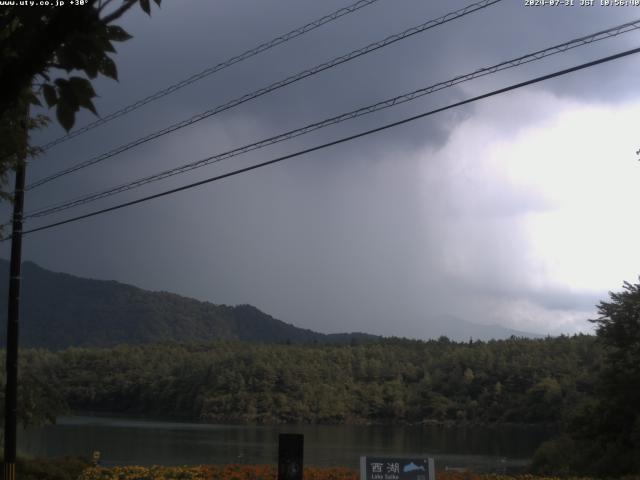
416,89,640,333
505,97,640,292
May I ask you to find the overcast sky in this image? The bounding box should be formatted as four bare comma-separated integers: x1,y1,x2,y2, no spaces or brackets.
3,0,640,338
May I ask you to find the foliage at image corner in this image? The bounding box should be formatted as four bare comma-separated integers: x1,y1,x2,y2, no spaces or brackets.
0,0,161,131
530,278,640,477
0,90,48,202
0,0,162,207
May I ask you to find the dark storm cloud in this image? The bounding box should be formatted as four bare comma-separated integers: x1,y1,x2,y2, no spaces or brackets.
4,0,640,338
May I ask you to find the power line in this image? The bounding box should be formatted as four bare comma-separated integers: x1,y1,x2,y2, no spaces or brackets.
31,0,384,153
26,0,502,190
13,45,640,239
23,18,640,219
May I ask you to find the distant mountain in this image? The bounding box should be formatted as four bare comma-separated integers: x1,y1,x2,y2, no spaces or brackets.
419,314,544,342
0,260,378,349
0,260,542,349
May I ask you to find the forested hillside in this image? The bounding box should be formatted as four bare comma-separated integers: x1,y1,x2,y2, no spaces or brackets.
11,335,600,425
0,260,377,348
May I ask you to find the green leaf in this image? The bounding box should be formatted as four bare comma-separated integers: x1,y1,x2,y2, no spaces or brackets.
58,86,79,112
78,96,98,116
139,0,150,15
66,77,98,116
53,78,68,88
104,40,117,53
42,84,58,107
69,77,96,98
106,25,133,42
56,102,75,132
83,53,99,79
55,79,80,112
91,25,116,53
98,56,118,81
96,36,116,53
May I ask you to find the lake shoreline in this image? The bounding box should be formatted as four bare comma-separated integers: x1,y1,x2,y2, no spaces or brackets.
20,414,551,471
66,410,559,430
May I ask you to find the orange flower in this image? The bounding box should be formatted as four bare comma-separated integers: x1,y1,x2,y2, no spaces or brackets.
79,465,603,480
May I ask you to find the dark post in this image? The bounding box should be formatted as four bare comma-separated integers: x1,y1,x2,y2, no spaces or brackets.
3,109,28,480
278,433,304,480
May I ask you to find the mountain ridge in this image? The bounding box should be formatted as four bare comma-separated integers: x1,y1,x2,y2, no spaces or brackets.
0,259,541,349
0,260,378,349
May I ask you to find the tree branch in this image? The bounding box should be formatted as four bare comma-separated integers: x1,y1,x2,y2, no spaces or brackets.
101,0,137,24
98,0,117,14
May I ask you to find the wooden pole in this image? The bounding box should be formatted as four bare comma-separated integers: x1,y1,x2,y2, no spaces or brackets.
3,106,28,480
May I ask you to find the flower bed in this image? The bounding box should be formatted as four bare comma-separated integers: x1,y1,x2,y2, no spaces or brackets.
77,464,358,480
77,465,606,480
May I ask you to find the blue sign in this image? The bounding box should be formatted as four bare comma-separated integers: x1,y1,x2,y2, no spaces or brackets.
360,456,435,480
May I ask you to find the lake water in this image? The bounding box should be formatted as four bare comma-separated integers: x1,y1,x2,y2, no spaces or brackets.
18,416,554,472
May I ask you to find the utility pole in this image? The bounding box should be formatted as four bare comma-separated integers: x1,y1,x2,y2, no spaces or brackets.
3,105,28,480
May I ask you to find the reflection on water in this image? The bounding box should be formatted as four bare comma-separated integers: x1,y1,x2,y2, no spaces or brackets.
18,416,554,472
